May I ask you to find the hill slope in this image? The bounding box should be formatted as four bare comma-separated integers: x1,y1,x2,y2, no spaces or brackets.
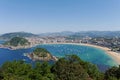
4,37,30,47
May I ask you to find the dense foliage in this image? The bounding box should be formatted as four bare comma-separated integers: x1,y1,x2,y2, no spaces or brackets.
33,48,50,57
0,55,119,80
52,55,103,80
0,61,54,80
4,37,30,46
105,66,120,80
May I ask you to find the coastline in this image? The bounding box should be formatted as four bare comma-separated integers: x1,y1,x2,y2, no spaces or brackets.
24,52,58,61
1,42,120,65
79,43,120,65
43,43,120,65
0,44,39,50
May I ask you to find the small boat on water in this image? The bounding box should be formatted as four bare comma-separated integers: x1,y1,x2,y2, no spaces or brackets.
23,53,28,56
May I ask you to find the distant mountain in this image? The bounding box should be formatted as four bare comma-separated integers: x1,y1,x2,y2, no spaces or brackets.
39,31,74,37
1,31,120,40
0,32,38,40
70,31,120,38
39,31,120,38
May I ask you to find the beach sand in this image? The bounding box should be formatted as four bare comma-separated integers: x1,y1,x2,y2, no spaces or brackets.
70,43,120,65
45,43,120,65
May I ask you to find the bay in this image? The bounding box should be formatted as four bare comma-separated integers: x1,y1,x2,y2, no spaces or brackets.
0,42,118,71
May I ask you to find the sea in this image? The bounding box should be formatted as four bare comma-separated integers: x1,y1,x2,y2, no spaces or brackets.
0,40,118,71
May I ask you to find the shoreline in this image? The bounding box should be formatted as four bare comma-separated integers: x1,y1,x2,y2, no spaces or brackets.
1,42,120,65
24,52,58,61
80,43,120,65
42,43,120,65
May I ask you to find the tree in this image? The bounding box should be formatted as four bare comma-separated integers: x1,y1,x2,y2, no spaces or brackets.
0,61,32,80
52,55,89,80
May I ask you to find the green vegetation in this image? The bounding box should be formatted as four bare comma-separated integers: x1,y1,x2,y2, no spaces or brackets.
33,48,50,57
4,37,30,46
52,55,103,80
105,66,120,80
0,55,120,80
30,48,54,61
0,61,54,80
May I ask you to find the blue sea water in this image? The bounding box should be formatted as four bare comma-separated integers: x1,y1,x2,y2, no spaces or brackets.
0,41,118,71
0,40,5,44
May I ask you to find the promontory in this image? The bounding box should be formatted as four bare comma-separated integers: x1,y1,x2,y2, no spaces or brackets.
3,37,30,50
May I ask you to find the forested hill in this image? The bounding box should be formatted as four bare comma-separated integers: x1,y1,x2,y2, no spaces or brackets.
0,32,38,40
4,37,30,47
28,48,57,61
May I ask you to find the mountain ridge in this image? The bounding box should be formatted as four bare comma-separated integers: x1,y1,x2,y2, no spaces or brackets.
0,32,38,40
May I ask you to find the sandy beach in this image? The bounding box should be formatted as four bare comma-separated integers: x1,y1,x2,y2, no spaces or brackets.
44,43,120,65
76,43,120,65
1,42,120,65
70,43,120,65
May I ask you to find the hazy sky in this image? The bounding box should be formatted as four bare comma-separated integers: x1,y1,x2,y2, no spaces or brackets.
0,0,120,34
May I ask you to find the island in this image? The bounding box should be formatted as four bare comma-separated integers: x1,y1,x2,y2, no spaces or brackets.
27,48,58,61
2,37,31,50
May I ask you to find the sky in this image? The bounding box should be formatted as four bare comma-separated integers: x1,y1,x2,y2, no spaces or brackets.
0,0,120,34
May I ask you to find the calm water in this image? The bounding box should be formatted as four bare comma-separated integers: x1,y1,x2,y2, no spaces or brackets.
0,41,118,71
0,40,5,44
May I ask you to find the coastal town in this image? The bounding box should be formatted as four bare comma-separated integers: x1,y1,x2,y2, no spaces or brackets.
1,34,120,53
25,36,120,53
1,33,120,64
24,36,120,64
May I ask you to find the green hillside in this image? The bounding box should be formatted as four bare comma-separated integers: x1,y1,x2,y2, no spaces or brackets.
29,48,55,61
33,48,50,57
4,37,30,47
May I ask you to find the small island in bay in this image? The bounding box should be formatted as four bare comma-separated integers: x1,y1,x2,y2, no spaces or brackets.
2,37,31,50
27,48,58,61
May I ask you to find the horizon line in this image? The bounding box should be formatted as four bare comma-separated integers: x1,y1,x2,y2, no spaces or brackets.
1,30,120,35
